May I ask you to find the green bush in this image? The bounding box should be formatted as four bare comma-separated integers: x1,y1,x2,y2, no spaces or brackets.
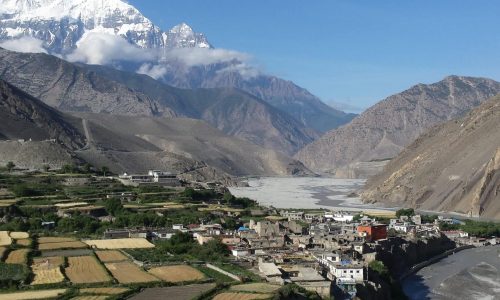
273,283,321,300
396,208,415,218
0,263,30,288
369,260,388,276
127,232,230,263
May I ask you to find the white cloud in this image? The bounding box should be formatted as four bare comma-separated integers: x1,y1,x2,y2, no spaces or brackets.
159,47,251,67
215,62,260,79
0,36,47,54
137,63,168,79
61,32,260,79
66,32,155,65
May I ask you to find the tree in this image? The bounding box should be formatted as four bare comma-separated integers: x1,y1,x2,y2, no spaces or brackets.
369,260,388,276
101,166,109,177
223,192,235,203
104,198,123,217
6,162,15,172
83,163,92,174
62,164,76,174
396,208,415,218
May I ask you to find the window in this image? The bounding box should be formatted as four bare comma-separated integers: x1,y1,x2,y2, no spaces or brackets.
350,270,353,273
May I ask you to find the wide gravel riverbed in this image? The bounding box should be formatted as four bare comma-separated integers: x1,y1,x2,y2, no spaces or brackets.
229,177,377,210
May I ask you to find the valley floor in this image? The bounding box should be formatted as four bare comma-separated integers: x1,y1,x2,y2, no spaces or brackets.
229,176,394,213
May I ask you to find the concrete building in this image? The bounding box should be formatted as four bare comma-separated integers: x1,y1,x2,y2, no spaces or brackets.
393,222,415,233
151,229,176,240
291,267,332,298
148,170,180,186
280,210,304,221
259,262,283,282
330,263,364,282
357,224,387,242
231,247,250,257
254,221,280,237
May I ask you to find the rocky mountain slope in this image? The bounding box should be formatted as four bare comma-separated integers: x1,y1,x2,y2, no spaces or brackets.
362,95,500,219
154,61,356,132
0,47,317,154
0,79,84,148
74,113,312,177
0,76,311,180
295,76,500,176
0,0,354,133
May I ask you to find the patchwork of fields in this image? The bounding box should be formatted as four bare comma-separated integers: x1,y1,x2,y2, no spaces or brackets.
0,231,244,299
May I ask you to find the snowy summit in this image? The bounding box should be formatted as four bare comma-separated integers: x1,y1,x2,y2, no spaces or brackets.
0,0,212,53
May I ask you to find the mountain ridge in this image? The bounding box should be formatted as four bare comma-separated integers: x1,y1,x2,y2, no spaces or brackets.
0,76,312,182
295,75,500,176
0,0,354,133
362,94,500,219
0,47,318,155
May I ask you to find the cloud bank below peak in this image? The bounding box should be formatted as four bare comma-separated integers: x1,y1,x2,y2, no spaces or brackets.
0,33,260,80
0,36,47,54
63,32,259,80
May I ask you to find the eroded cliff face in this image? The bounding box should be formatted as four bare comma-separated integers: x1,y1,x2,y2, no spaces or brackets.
362,95,500,219
376,236,456,278
471,148,500,216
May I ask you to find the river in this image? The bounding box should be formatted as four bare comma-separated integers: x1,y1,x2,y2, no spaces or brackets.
402,245,500,300
229,176,393,211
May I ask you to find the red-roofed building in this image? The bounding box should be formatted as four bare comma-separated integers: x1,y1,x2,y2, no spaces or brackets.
357,224,387,242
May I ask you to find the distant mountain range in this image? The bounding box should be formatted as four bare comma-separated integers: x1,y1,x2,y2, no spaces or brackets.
0,0,354,133
296,76,500,176
0,48,318,155
362,94,500,219
0,77,312,182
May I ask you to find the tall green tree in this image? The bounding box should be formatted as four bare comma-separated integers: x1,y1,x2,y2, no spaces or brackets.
6,162,15,172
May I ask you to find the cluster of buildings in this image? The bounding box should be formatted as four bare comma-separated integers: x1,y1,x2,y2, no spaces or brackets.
90,203,495,299
119,170,181,187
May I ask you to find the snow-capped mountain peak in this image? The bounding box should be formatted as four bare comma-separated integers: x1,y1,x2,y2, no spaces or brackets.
0,0,212,52
167,22,211,49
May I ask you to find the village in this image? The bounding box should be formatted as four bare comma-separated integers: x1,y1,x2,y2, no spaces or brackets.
0,168,498,300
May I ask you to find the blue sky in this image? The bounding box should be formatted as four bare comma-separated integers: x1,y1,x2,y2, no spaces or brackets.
129,0,500,111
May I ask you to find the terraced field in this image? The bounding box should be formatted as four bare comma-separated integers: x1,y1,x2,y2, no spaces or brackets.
38,241,88,250
31,257,65,285
128,284,217,300
213,292,272,300
79,287,129,295
84,238,154,249
9,232,29,239
95,250,128,262
0,289,67,300
15,239,31,247
105,262,159,284
0,231,12,246
5,249,30,264
65,256,111,284
38,237,77,244
148,265,205,283
70,296,108,300
230,283,280,293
